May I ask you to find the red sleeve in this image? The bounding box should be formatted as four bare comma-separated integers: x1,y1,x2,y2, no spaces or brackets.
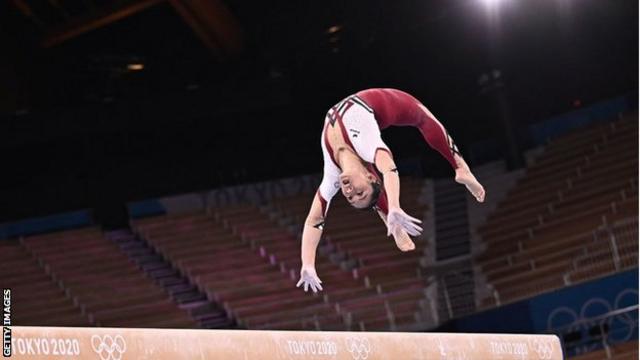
365,163,389,215
376,191,389,215
316,190,328,217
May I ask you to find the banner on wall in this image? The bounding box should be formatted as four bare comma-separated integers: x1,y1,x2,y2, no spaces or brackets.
128,174,322,218
0,210,93,240
445,270,638,340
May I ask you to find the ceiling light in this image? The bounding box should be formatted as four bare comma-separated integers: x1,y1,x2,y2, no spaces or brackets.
327,25,342,34
127,63,144,71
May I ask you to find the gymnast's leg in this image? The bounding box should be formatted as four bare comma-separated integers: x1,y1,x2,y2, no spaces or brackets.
414,103,486,202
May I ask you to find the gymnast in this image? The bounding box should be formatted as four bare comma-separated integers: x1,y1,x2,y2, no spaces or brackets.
297,88,485,292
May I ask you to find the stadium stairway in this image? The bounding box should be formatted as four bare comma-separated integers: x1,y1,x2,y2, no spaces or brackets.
20,228,199,328
132,211,350,331
132,176,437,331
105,229,234,328
429,179,476,322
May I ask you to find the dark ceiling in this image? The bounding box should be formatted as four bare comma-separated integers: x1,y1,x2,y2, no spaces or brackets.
0,0,637,223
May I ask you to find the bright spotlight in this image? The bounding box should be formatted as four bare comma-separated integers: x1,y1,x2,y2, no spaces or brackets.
480,0,505,10
127,63,144,71
326,25,342,34
479,0,506,21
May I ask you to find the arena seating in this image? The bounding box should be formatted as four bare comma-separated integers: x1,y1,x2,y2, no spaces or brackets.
132,176,432,330
476,114,638,308
20,227,197,328
220,205,389,330
0,239,90,326
264,176,431,330
3,114,635,335
133,211,331,330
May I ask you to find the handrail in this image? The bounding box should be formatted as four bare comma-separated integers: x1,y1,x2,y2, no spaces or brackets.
552,305,639,332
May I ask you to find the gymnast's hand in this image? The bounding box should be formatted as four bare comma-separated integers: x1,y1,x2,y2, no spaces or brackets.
296,265,323,293
386,207,423,237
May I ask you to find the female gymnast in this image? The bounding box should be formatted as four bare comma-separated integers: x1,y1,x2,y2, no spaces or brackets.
296,88,485,292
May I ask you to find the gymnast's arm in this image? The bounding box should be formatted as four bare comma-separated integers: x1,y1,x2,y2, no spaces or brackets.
376,208,389,228
296,191,330,292
374,149,423,238
300,193,326,268
374,149,400,209
298,125,338,292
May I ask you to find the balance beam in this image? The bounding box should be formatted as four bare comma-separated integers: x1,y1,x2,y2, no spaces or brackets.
6,326,563,359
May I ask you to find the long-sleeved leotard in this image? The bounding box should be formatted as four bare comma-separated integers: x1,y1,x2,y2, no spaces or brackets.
318,88,460,217
356,88,461,168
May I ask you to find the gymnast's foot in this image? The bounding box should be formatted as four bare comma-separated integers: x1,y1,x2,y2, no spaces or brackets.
454,155,486,203
394,232,416,252
387,223,416,252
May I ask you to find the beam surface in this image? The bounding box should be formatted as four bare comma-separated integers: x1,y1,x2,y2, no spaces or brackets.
7,326,563,359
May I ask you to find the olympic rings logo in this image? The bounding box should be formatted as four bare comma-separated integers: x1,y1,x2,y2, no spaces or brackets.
547,289,638,344
90,335,127,360
528,338,554,360
344,337,371,360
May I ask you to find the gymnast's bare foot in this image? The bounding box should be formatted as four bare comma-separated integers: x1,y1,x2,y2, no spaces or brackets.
395,232,416,252
454,155,486,203
388,224,416,252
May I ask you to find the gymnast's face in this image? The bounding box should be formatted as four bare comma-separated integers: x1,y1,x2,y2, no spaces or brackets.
339,171,376,209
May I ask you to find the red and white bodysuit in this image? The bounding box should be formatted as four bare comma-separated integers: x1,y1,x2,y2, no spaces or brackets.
318,88,461,216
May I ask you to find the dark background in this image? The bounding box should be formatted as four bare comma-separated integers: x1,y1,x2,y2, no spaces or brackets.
0,0,637,224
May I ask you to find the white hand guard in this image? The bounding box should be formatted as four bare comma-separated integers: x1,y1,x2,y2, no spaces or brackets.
296,265,323,293
386,207,423,237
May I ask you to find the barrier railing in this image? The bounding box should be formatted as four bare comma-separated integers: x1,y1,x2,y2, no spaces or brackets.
484,217,638,308
552,304,639,358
